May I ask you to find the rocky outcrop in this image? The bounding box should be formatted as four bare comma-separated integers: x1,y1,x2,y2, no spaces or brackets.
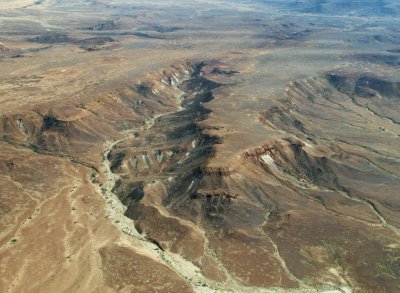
86,21,121,31
28,33,72,44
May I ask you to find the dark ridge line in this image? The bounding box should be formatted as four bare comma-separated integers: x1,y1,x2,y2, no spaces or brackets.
336,138,400,161
262,77,400,235
309,81,371,123
266,165,372,223
146,237,164,251
363,102,400,127
253,136,400,235
270,161,400,235
22,0,45,9
335,146,400,181
338,186,400,236
0,136,98,172
291,77,400,135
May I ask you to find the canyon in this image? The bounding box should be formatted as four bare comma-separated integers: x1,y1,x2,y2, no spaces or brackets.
0,1,399,292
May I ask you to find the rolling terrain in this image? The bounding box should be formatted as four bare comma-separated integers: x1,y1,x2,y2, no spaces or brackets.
0,1,399,292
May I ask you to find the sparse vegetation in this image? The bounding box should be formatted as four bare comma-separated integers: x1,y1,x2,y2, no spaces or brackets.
1,1,400,292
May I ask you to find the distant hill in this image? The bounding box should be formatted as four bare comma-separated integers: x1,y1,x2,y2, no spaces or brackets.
258,0,400,16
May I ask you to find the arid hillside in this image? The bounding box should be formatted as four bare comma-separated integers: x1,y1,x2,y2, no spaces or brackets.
0,1,399,293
